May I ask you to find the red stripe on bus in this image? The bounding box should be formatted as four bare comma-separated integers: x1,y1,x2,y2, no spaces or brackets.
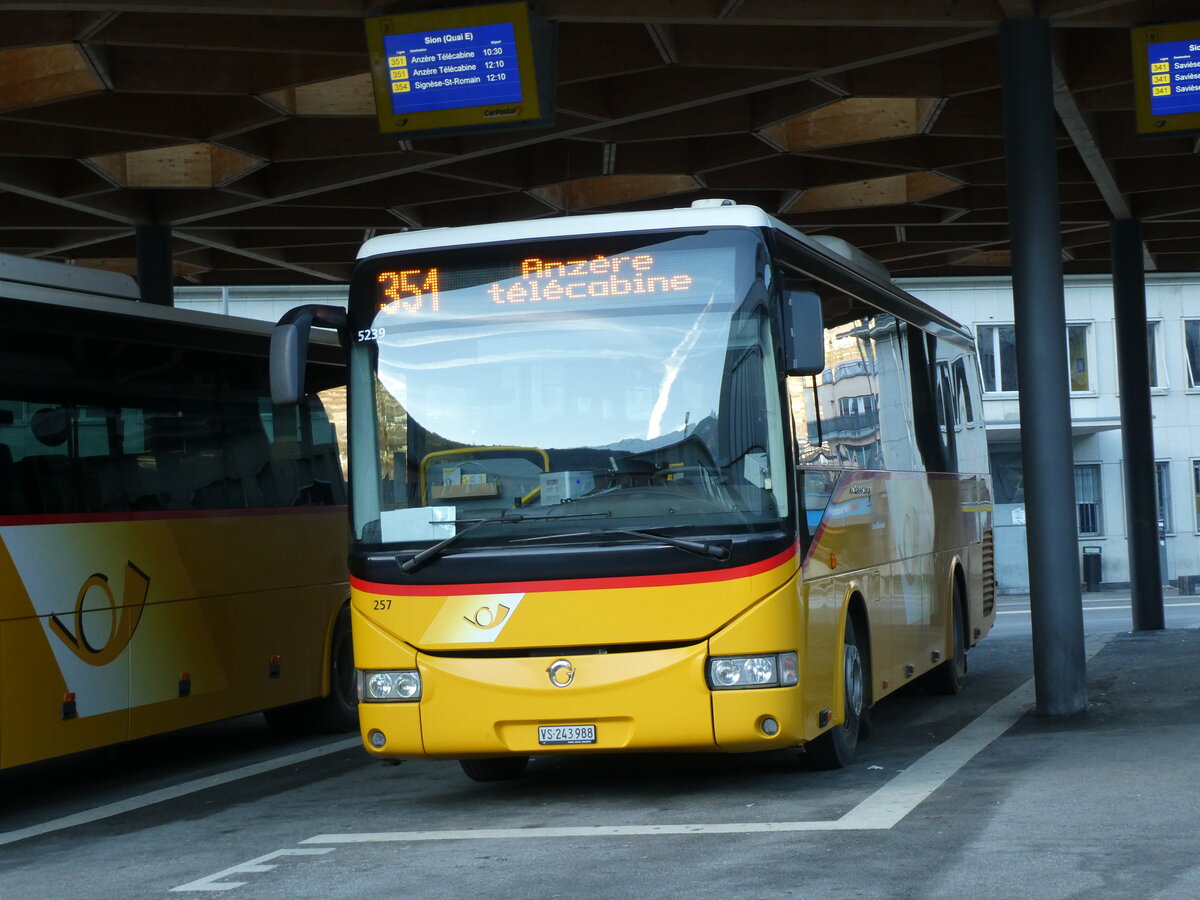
354,543,799,597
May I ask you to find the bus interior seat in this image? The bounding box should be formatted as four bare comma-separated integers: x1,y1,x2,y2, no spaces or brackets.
14,453,73,514
224,424,273,507
146,415,228,509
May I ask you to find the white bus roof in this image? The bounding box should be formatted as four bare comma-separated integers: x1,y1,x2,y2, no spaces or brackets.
0,251,341,349
0,251,140,301
357,201,896,303
358,203,780,260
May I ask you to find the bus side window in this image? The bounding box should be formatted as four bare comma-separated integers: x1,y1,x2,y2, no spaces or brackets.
953,356,976,424
903,325,949,474
935,358,958,474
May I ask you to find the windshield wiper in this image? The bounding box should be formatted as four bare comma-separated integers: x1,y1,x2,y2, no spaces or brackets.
514,528,731,561
398,510,612,575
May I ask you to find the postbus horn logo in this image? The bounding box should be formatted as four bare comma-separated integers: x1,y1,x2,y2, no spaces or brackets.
49,562,150,666
465,602,511,629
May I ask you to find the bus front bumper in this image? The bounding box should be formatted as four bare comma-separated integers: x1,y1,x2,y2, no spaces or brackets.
358,642,805,759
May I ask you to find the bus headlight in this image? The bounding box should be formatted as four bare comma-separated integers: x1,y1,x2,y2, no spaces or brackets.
361,669,421,701
707,652,799,690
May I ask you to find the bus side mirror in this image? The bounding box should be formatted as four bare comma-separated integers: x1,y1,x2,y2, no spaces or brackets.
783,290,825,376
270,304,348,405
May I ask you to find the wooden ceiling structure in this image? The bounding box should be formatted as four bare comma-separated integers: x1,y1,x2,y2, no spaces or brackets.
1,0,1198,286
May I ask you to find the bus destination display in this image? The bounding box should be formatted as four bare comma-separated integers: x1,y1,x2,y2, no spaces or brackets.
383,23,521,115
370,249,730,324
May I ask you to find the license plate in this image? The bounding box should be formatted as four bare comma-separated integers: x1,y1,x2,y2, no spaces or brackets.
538,724,596,745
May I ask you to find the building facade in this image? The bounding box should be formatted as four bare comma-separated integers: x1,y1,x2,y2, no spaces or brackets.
902,274,1200,593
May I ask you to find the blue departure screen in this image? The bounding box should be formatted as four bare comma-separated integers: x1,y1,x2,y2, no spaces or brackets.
382,22,522,114
1147,38,1200,117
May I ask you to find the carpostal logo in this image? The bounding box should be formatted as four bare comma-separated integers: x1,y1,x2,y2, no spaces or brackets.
483,104,523,119
51,562,150,666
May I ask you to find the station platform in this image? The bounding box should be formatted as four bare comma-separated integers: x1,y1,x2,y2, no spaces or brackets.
908,590,1200,897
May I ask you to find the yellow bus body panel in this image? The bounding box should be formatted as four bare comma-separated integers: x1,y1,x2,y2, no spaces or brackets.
0,510,348,769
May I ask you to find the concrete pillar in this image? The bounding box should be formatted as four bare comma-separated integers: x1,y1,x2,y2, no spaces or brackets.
1111,217,1165,630
1000,17,1088,715
135,224,174,306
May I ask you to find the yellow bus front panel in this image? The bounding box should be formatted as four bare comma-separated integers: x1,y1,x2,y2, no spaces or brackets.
420,645,713,757
353,548,815,759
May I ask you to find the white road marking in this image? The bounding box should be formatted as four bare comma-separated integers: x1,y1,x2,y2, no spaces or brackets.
170,848,334,893
299,635,1114,847
0,737,360,847
998,601,1200,615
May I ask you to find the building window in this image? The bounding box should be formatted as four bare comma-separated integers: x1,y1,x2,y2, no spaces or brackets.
976,323,1092,394
1075,464,1102,535
1185,320,1200,388
990,444,1024,505
1148,321,1167,389
838,394,875,416
977,324,1017,393
1067,324,1091,393
1192,461,1200,531
1156,461,1172,534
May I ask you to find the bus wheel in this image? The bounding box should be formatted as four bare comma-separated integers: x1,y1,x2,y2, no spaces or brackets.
314,604,358,732
927,582,967,696
805,615,864,770
459,756,529,782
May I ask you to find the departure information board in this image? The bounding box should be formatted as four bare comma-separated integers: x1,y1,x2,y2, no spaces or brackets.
365,2,554,138
1132,22,1200,136
1146,38,1200,116
382,22,522,114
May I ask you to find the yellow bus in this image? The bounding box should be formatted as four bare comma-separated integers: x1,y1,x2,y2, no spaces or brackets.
0,254,353,770
273,201,994,781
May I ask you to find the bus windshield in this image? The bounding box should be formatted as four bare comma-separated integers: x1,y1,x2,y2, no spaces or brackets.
348,227,790,546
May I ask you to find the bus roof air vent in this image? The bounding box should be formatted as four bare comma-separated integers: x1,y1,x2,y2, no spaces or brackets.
691,199,737,208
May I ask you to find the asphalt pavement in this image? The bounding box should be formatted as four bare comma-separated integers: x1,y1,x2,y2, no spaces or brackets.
1,587,1198,899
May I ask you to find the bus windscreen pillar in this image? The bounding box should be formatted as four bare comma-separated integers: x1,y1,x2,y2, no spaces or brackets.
1000,17,1088,717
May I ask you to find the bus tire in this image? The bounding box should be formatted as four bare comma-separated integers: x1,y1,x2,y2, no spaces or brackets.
460,756,529,782
927,581,967,696
805,615,864,770
313,603,358,733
